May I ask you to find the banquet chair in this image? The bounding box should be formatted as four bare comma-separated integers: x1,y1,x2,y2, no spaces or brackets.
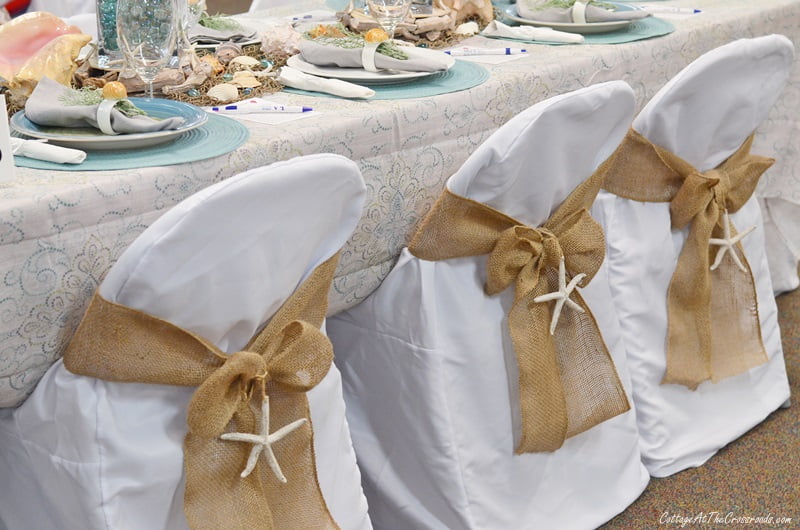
0,154,372,530
594,35,794,477
327,81,649,530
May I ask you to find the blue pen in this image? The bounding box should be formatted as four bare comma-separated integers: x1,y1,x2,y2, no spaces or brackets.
638,6,702,14
210,104,313,114
445,47,528,56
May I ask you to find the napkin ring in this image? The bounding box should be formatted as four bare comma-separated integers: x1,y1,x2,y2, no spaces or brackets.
361,42,380,73
571,1,588,23
96,99,120,136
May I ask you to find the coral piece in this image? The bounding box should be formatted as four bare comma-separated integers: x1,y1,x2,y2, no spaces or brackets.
260,21,303,56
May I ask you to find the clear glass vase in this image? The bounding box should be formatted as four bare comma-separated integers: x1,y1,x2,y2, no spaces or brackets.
95,0,123,69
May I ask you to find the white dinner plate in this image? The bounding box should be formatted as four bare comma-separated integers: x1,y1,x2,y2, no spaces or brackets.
504,3,637,34
285,47,455,85
11,98,208,151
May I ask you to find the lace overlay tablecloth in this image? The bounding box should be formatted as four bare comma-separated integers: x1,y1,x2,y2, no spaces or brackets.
2,0,799,406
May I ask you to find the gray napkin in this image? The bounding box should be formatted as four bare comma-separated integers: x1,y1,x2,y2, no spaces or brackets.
25,77,185,134
517,0,651,23
188,22,258,44
299,40,449,72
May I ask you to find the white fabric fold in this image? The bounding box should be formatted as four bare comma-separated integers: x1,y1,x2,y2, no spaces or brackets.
10,137,86,164
481,20,585,43
517,0,651,23
278,66,376,99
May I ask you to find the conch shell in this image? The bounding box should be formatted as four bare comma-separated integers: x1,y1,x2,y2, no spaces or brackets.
0,12,86,81
0,12,91,106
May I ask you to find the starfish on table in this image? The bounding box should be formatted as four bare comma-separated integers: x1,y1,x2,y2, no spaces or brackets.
220,395,307,482
709,210,755,273
533,257,586,335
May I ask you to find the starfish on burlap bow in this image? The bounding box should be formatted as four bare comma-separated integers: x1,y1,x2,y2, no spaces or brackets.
64,256,342,530
601,129,772,389
408,171,630,453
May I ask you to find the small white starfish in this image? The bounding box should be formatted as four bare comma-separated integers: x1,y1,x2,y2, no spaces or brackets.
220,395,307,481
708,210,755,273
532,257,586,335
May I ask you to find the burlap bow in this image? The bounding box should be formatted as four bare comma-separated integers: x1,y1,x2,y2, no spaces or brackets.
64,255,341,530
601,128,771,388
409,170,630,453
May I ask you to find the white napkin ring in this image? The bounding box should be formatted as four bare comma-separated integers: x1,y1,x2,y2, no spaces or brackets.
571,1,588,24
361,42,380,73
96,99,121,136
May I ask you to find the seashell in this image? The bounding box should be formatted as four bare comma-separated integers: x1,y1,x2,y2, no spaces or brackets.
454,21,479,36
230,71,261,88
207,83,239,102
7,32,92,106
200,55,225,76
214,41,243,65
228,55,261,72
0,11,85,82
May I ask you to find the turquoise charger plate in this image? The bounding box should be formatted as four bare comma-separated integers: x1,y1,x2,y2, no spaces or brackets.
12,112,250,171
284,59,491,100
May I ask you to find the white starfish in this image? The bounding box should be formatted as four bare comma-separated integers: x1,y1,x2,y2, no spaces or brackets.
220,395,307,482
708,210,755,273
532,257,586,335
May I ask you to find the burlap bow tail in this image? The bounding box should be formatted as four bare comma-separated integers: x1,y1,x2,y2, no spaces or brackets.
409,170,629,453
64,256,341,530
601,129,771,388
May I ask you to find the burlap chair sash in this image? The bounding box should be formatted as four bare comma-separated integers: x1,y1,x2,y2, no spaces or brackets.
600,128,771,389
408,170,630,453
64,255,342,530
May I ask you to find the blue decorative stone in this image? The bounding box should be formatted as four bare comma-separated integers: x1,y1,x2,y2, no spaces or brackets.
222,73,234,81
419,43,428,48
187,88,201,97
260,59,274,69
242,88,253,95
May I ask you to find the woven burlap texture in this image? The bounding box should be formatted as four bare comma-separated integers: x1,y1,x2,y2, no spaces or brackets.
64,255,341,530
408,170,630,453
601,128,771,389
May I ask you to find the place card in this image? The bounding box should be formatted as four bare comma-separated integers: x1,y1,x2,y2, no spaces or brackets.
0,94,15,182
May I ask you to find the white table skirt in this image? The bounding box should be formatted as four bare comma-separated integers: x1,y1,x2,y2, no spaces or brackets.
1,0,799,407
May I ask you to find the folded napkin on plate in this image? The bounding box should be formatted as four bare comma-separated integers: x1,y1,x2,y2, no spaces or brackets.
517,0,651,22
278,66,375,99
299,40,449,72
482,20,585,43
25,77,185,134
11,137,86,164
188,21,258,44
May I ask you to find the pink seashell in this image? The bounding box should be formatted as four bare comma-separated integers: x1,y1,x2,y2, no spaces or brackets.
0,12,84,81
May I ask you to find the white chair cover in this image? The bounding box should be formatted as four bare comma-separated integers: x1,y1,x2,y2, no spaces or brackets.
594,35,794,477
327,81,649,530
0,154,372,530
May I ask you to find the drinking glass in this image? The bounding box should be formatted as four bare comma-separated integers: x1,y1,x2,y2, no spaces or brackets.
177,0,207,56
116,0,178,99
367,0,412,38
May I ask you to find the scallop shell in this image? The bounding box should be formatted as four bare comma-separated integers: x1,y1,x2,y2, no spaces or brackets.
230,71,261,88
207,83,239,102
214,41,243,65
228,55,261,72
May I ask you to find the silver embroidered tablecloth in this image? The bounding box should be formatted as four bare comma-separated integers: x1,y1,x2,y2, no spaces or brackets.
2,0,799,407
